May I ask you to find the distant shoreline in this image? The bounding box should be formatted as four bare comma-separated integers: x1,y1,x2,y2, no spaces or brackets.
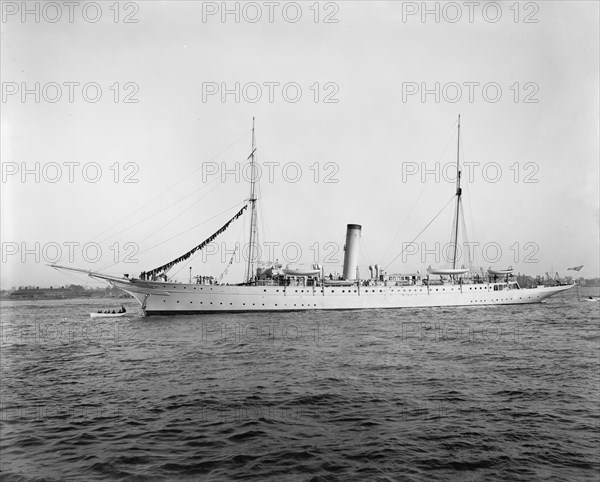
0,294,133,301
0,286,133,301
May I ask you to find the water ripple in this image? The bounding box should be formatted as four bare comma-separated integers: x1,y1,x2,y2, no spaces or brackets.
1,292,598,480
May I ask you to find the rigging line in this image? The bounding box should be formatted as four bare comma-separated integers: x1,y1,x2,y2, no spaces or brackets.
459,204,473,270
448,199,459,262
452,122,477,270
168,261,190,279
359,235,374,267
380,182,428,266
443,207,455,267
218,245,239,281
255,147,338,240
96,181,224,272
122,201,247,266
149,202,248,279
55,162,224,264
56,130,250,264
136,181,223,246
231,217,246,266
461,136,477,258
257,191,273,253
168,226,234,278
381,121,460,266
453,198,466,267
256,182,271,257
96,175,223,246
270,179,339,241
463,200,477,267
449,116,464,266
256,186,274,266
262,180,331,240
217,222,246,279
53,267,104,288
384,194,456,271
87,179,223,271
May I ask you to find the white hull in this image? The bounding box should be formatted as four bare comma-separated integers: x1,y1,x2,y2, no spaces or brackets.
107,278,574,316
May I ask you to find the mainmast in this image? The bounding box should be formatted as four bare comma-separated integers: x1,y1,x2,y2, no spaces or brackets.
245,117,258,283
451,115,462,269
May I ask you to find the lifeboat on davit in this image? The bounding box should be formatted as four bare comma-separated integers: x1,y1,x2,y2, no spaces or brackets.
427,267,469,276
283,267,321,277
487,267,514,275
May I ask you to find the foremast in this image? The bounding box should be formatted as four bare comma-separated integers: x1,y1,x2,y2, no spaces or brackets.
245,117,258,283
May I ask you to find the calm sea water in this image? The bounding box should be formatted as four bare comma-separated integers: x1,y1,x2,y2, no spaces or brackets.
1,287,599,481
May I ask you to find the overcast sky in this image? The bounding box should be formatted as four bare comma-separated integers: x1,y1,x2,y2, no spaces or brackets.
1,1,598,288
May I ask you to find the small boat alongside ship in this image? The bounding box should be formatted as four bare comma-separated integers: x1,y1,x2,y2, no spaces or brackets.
52,117,574,315
90,305,127,318
90,312,128,319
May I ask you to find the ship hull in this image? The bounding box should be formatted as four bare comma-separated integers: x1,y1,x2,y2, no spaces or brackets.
107,278,574,316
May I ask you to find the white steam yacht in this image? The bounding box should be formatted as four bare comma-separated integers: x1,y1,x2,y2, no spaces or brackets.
52,118,573,315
